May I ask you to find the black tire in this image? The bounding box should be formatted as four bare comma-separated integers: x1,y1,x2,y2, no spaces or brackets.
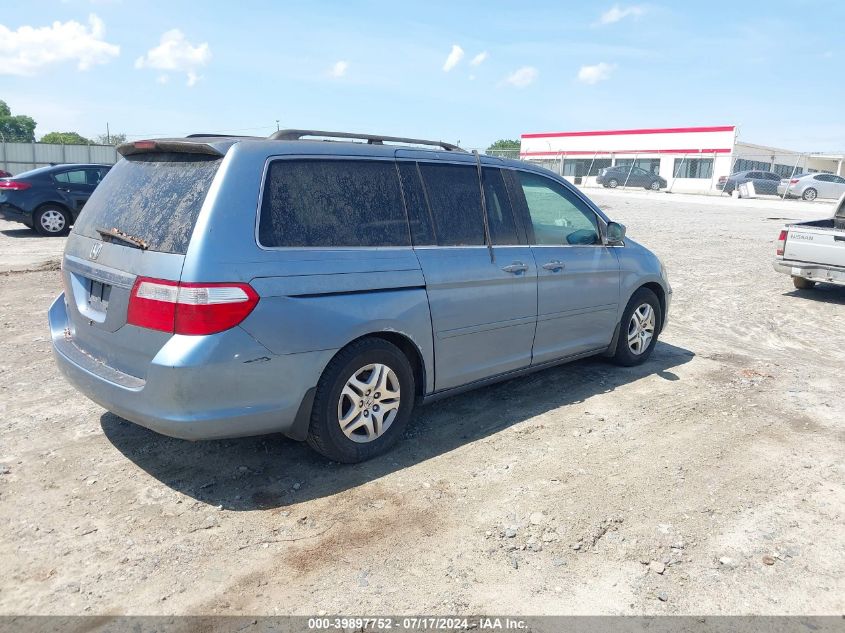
611,287,662,367
34,205,70,236
307,338,415,463
608,179,619,188
792,276,816,290
802,188,817,201
649,180,661,191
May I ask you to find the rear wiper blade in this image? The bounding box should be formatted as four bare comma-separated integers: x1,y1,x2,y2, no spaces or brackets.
95,227,149,250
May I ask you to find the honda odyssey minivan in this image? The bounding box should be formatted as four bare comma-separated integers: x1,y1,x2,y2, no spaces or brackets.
49,130,671,463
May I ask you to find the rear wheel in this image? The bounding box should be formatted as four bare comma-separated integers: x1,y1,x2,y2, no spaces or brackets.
802,188,817,201
649,180,661,191
34,205,70,236
307,338,415,463
612,288,661,366
608,178,619,189
792,276,816,290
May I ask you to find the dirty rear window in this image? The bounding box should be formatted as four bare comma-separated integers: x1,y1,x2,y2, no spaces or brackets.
73,152,221,254
258,159,410,248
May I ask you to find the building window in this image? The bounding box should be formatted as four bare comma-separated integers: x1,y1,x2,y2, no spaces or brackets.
772,163,804,178
733,158,770,173
562,158,612,177
673,158,713,179
614,158,661,175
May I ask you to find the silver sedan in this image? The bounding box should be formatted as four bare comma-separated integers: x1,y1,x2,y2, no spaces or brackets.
778,173,845,201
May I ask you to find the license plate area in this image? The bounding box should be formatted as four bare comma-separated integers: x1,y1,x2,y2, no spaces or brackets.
88,279,111,312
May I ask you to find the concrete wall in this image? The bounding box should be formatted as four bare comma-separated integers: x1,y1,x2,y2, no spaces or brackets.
0,142,119,175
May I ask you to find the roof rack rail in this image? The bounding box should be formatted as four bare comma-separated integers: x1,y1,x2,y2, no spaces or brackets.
267,129,465,152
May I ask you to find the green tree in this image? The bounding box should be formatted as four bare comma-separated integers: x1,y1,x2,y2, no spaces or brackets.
94,132,127,146
40,131,93,145
0,99,37,142
486,139,521,152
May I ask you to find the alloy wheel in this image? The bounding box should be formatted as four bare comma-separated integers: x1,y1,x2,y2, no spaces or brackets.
337,363,401,443
40,209,66,233
627,303,656,355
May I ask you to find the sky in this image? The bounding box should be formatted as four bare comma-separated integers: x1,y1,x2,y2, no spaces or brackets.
0,0,843,151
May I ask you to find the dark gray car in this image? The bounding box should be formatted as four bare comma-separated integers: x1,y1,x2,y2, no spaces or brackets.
717,170,782,195
49,130,672,463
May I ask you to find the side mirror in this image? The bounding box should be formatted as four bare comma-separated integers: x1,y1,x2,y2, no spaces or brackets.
606,221,626,245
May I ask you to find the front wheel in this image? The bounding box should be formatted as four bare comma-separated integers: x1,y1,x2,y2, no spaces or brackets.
34,205,70,236
802,188,817,201
649,180,661,191
612,288,662,366
307,338,415,463
608,179,619,189
792,276,816,290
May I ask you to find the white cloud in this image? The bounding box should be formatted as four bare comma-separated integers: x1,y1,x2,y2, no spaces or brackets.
135,29,211,87
503,66,538,88
598,4,646,24
330,60,348,78
470,51,488,67
0,14,119,76
442,44,464,72
577,62,616,84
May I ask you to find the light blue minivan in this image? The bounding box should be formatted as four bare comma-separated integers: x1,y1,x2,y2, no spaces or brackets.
49,130,671,462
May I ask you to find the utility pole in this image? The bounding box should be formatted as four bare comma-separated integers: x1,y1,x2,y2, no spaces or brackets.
276,120,280,131
106,122,110,145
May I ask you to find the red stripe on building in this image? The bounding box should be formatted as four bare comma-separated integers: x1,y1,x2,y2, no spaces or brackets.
521,126,735,139
519,148,732,157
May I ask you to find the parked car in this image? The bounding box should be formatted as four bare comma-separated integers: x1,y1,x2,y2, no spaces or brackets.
773,193,845,288
597,165,667,190
0,163,111,235
777,172,845,201
0,169,11,178
49,130,671,463
717,170,782,195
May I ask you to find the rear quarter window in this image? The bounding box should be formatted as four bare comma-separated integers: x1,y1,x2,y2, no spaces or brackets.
417,163,484,246
73,153,221,254
258,159,410,248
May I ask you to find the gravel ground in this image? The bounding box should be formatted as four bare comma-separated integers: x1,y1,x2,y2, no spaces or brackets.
0,191,842,616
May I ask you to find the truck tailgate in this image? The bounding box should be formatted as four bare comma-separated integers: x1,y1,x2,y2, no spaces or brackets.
784,226,845,268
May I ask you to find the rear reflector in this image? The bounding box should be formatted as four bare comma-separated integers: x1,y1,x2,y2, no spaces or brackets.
776,229,788,256
127,277,259,335
0,180,32,191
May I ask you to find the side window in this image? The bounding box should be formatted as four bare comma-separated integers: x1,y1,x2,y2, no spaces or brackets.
814,175,829,182
258,159,409,247
418,163,484,246
517,171,600,246
482,167,519,245
59,170,88,184
833,176,845,184
53,172,69,183
396,162,434,246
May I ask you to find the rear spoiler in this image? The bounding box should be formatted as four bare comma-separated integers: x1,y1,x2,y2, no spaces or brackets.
117,138,230,158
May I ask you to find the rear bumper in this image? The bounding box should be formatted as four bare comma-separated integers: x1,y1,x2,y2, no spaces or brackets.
0,202,32,226
49,294,335,440
773,259,845,286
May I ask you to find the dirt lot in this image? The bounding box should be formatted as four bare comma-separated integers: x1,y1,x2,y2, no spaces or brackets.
0,191,843,616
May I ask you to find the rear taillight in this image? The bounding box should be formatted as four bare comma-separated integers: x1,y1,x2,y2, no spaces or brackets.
0,180,32,191
790,179,800,184
776,230,788,256
127,277,259,335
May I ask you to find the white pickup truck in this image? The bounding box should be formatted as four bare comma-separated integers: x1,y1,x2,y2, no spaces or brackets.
774,193,845,289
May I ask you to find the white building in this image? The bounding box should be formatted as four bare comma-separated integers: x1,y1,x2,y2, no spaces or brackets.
519,125,845,193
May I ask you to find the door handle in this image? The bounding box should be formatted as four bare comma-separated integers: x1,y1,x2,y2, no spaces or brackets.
501,262,529,274
542,260,565,272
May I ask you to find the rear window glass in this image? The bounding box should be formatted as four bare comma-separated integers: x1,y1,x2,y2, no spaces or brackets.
73,152,221,254
258,159,410,248
418,163,484,246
